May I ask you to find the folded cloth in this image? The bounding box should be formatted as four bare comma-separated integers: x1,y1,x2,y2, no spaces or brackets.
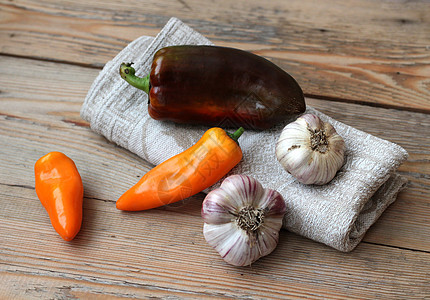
81,17,408,252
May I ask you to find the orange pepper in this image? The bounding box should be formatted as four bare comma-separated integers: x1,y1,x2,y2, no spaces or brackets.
34,152,83,241
116,127,244,211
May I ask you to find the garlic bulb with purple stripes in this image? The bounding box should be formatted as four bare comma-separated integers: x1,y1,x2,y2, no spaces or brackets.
276,113,346,185
201,175,286,266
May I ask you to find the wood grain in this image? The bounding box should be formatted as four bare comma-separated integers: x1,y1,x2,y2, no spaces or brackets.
0,55,429,298
1,0,430,297
1,186,429,299
0,0,429,111
1,56,429,252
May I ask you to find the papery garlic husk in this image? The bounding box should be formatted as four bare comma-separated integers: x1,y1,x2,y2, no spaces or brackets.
276,113,346,185
201,175,286,266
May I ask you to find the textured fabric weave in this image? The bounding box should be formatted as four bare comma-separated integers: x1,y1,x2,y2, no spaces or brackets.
81,17,408,252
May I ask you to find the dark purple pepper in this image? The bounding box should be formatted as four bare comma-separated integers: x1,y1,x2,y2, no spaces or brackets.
120,45,306,130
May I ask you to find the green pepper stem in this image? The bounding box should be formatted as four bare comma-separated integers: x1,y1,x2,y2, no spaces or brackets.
227,127,245,143
119,63,150,94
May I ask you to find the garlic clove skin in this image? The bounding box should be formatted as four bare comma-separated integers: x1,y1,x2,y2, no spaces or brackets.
276,114,346,185
202,175,286,266
203,223,261,267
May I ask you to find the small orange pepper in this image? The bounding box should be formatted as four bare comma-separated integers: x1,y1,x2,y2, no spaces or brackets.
116,127,244,211
34,152,83,241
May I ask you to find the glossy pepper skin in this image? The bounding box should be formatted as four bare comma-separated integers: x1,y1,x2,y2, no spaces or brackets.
119,45,306,130
116,127,244,211
34,152,83,241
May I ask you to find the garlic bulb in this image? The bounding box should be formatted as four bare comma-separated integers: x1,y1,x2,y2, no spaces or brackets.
276,113,346,185
201,175,286,266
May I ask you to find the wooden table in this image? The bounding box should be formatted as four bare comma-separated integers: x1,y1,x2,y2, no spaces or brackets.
1,0,429,298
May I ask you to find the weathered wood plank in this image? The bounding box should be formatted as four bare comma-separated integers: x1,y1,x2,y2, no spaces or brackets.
1,185,429,299
1,272,217,299
0,0,429,111
1,56,429,253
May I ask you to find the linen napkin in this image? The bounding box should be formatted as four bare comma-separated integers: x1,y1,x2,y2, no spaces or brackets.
81,17,408,252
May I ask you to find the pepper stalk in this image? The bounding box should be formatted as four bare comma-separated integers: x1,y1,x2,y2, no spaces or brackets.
120,63,150,94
